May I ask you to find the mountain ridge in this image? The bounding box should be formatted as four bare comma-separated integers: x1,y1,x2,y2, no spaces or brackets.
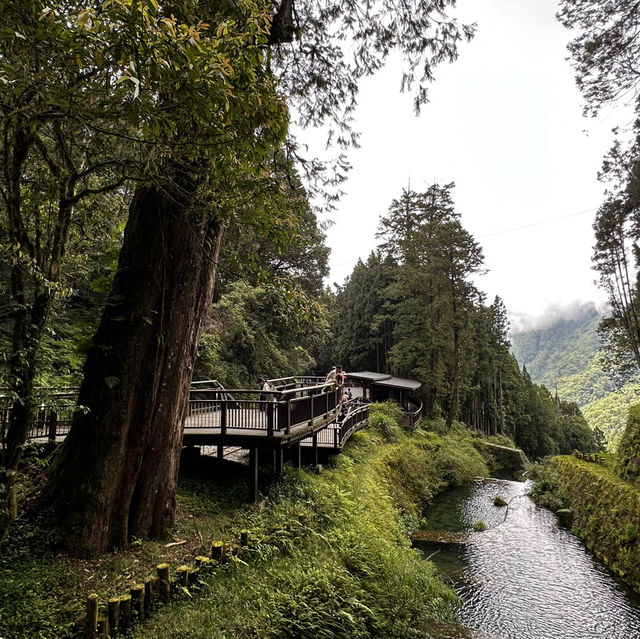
510,302,638,447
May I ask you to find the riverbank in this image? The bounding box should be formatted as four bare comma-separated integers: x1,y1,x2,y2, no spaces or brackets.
418,474,640,638
547,455,640,592
0,405,492,638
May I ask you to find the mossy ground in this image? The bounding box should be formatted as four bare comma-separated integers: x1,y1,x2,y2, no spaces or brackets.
0,406,491,638
533,454,640,593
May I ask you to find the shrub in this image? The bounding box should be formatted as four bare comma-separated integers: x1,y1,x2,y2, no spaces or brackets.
616,404,640,486
528,461,570,512
369,402,403,442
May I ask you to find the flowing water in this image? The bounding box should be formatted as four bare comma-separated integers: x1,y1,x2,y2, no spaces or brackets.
415,478,640,639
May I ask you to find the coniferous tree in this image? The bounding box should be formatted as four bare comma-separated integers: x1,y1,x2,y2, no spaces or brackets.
378,184,484,427
558,0,640,376
331,252,395,373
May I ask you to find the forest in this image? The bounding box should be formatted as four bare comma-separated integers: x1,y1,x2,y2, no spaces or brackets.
0,0,638,580
3,0,640,637
0,0,621,555
510,303,639,448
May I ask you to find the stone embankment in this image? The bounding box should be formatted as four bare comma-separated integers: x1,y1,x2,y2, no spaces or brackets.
551,456,640,593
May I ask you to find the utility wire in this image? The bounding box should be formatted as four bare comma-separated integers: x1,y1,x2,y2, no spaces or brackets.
478,208,597,239
328,207,598,270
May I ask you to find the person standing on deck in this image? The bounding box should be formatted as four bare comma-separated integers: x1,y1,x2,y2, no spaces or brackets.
326,365,344,400
258,377,276,409
325,366,337,384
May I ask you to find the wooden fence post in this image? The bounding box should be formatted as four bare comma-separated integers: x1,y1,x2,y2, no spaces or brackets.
119,594,132,633
85,593,99,639
107,598,120,638
177,565,189,590
96,616,109,638
144,577,155,619
97,615,113,639
188,566,200,591
157,563,171,603
211,540,225,562
130,583,144,623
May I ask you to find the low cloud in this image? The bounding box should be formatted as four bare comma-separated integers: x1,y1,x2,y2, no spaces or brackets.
510,299,607,334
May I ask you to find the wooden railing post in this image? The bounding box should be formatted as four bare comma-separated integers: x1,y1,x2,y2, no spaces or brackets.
220,400,227,435
267,401,274,436
48,410,58,442
85,593,99,639
308,392,314,427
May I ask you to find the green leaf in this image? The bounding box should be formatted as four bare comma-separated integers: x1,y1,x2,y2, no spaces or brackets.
104,376,120,389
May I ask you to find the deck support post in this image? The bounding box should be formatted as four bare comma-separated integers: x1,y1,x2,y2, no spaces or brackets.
292,443,301,469
249,446,259,503
217,444,224,461
274,447,283,475
312,433,318,466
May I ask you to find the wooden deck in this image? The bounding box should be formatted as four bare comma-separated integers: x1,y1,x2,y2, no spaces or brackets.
3,378,372,501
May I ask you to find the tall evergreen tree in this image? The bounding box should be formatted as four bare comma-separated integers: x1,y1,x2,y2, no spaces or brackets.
558,0,640,377
378,184,484,427
332,252,395,372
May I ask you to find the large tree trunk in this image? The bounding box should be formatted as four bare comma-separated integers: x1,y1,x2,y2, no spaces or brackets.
48,184,222,554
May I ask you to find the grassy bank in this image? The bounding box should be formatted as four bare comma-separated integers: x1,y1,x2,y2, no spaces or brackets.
532,455,640,592
0,405,490,638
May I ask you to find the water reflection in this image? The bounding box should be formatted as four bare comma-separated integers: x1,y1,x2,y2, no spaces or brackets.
416,479,640,639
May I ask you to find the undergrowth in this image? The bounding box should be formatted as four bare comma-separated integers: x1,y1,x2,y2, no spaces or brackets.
1,403,491,638
528,460,571,512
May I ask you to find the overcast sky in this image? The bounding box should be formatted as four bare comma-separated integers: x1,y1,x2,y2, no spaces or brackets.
304,0,633,325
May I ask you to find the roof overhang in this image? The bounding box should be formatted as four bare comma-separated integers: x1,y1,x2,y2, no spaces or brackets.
347,371,421,392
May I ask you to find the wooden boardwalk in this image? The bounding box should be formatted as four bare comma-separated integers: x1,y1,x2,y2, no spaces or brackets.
3,377,372,501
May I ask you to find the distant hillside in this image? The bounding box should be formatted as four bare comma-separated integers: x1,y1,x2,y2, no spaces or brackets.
510,303,638,447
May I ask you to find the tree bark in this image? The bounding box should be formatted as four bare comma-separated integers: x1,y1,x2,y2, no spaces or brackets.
48,184,222,554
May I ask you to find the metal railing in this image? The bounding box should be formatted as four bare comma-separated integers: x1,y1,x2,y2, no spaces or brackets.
0,392,77,447
400,399,423,430
1,379,344,448
301,400,370,449
185,382,341,436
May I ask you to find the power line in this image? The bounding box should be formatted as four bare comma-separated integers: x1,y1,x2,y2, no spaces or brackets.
478,208,597,239
328,207,598,270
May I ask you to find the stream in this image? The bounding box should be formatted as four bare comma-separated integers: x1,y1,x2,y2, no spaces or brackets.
415,478,640,639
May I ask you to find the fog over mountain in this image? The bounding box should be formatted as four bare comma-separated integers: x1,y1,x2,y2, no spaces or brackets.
510,301,638,447
509,300,606,335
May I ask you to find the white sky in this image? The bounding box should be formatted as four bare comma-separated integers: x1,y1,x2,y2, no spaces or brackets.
303,0,634,321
